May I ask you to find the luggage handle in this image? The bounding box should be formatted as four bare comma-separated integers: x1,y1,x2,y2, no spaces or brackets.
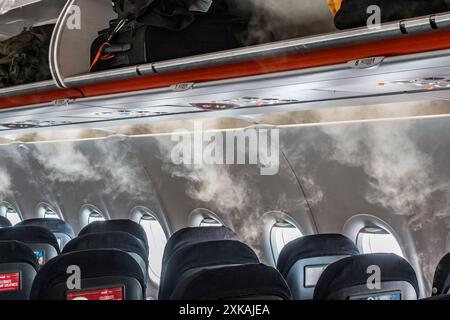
103,43,132,54
90,18,128,72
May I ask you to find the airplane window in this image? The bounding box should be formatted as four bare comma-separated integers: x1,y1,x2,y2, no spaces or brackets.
133,208,167,284
357,226,404,257
0,201,22,225
270,220,303,262
36,203,60,219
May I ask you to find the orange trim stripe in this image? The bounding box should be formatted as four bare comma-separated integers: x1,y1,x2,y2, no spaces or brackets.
2,29,450,109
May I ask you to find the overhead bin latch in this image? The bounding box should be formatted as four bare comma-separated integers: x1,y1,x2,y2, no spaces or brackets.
52,98,74,107
170,82,195,92
347,57,385,70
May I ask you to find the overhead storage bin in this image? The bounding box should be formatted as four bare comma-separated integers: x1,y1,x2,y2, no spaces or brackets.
0,0,67,92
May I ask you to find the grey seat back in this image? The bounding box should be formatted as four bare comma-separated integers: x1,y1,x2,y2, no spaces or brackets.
276,234,360,300
313,253,419,300
0,240,39,300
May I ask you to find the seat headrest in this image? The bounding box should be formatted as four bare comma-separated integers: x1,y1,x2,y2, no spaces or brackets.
30,249,146,300
314,253,419,300
63,231,148,267
79,220,148,254
17,218,75,239
162,226,238,273
164,227,237,259
0,240,39,269
277,233,359,277
171,264,292,300
0,226,60,254
0,216,12,228
433,253,450,295
159,240,259,300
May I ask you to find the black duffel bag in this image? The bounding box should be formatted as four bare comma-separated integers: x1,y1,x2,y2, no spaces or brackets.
90,0,249,72
334,0,450,30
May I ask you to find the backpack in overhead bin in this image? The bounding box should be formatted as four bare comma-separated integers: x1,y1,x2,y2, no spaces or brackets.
0,24,54,88
89,0,249,72
331,0,450,30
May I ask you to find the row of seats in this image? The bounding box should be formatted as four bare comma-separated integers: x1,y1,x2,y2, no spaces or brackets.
278,234,420,300
158,227,291,300
1,219,450,300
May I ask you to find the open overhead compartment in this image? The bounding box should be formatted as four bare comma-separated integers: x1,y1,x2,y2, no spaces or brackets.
2,4,450,124
0,0,67,95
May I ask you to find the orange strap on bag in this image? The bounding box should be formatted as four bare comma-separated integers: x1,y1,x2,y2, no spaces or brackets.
327,0,343,16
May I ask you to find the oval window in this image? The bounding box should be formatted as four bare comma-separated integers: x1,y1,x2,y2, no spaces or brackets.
132,207,167,285
270,220,303,262
0,201,22,225
356,226,404,257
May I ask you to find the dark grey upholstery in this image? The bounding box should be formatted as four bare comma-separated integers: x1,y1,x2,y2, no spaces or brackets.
276,234,360,300
159,240,259,300
0,240,39,300
0,216,12,228
313,253,419,300
79,220,149,255
0,226,60,266
17,218,75,249
30,249,145,300
171,263,292,300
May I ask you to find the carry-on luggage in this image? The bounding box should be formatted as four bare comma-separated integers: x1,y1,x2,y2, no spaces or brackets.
90,0,249,72
0,24,54,88
331,0,450,30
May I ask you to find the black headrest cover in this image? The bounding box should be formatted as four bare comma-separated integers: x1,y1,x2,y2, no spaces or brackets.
30,249,146,299
0,226,60,253
433,253,450,295
17,218,75,239
0,216,12,228
313,253,419,300
277,234,359,277
0,240,39,270
171,264,292,300
160,240,259,299
63,231,148,267
79,220,148,254
163,226,238,262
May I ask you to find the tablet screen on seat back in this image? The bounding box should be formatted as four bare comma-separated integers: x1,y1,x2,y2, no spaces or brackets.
67,287,124,300
349,291,402,300
0,272,20,292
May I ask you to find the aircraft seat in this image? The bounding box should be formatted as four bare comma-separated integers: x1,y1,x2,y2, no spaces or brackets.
276,234,360,300
79,220,149,255
313,253,419,300
0,240,39,300
0,226,60,266
16,218,75,249
161,226,238,284
159,240,259,300
30,249,146,300
62,231,148,279
170,264,292,300
432,253,450,296
0,216,12,228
